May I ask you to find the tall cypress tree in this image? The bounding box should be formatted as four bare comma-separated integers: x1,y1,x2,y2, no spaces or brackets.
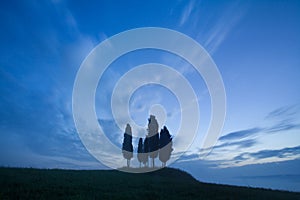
159,126,173,167
143,136,149,167
122,124,133,167
147,115,159,168
137,138,143,168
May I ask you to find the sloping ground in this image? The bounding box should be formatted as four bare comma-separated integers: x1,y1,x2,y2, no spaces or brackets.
0,167,299,200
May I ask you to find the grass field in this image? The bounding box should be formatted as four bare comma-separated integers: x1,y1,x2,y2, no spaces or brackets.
0,167,299,199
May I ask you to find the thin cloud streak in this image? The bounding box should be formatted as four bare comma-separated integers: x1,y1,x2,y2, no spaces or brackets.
179,0,196,26
219,104,300,142
219,128,262,141
234,145,300,163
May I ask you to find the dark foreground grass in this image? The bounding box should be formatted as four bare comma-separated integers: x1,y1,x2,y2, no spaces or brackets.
0,167,299,200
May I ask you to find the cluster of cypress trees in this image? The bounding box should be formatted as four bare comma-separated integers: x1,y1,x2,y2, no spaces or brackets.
122,115,173,168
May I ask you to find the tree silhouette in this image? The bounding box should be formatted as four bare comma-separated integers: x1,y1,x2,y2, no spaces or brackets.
137,138,143,168
121,116,173,168
143,136,149,167
159,126,173,167
122,124,133,167
147,115,159,168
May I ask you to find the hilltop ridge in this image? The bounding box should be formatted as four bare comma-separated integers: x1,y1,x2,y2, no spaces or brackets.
0,167,299,199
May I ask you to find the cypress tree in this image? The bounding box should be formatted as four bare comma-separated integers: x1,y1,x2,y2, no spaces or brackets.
122,124,133,167
159,126,173,167
137,138,143,168
147,115,159,168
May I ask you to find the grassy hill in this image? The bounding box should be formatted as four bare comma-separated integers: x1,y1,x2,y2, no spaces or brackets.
0,167,299,200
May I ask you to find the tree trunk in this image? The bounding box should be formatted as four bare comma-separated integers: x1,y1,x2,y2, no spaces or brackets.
152,158,155,168
127,159,130,168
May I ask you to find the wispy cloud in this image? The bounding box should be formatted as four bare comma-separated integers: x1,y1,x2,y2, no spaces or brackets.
178,144,300,173
266,120,300,133
219,128,262,141
178,1,249,54
179,0,196,26
0,0,99,168
202,7,245,54
176,153,200,163
234,145,300,163
176,139,257,164
218,121,300,143
219,104,300,141
215,139,257,150
265,105,299,120
191,104,300,168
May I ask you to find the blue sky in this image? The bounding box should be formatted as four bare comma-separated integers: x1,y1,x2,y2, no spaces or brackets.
1,0,300,192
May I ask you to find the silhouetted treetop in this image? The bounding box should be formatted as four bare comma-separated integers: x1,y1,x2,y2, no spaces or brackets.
122,124,133,167
147,115,158,137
